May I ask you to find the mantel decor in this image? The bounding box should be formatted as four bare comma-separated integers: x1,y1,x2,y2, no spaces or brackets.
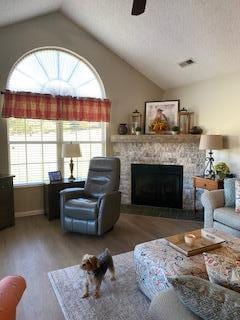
178,108,194,134
144,100,179,134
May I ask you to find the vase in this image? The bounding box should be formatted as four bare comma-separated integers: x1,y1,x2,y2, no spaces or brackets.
118,124,128,135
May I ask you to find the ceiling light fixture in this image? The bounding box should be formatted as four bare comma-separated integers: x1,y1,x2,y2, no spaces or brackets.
179,59,195,68
131,0,147,15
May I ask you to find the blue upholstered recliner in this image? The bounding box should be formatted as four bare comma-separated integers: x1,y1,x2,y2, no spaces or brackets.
60,157,121,235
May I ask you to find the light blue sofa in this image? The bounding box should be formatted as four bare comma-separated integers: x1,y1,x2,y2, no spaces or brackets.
201,189,240,237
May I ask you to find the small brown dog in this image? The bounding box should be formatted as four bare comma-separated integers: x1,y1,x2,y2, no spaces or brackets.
80,248,115,299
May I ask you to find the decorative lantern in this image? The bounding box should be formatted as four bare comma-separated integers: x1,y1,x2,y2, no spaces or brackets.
178,108,194,134
131,109,142,134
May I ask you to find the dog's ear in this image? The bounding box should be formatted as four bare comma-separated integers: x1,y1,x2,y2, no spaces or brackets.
89,256,100,269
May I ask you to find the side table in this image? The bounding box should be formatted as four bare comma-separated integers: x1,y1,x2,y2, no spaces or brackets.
0,175,15,229
44,178,85,220
193,176,223,214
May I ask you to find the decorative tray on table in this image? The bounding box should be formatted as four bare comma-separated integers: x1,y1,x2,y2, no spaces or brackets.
166,229,225,257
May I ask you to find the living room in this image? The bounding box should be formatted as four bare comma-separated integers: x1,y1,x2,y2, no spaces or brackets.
1,1,240,320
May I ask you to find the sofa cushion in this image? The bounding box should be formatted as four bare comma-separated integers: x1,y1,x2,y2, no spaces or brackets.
214,207,240,231
224,178,236,207
168,275,240,320
235,180,240,213
149,288,200,320
65,198,98,220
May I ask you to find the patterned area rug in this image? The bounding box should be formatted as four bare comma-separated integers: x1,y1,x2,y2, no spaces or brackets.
48,251,151,320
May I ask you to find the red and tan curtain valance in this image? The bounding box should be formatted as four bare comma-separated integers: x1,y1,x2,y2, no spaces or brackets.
1,91,111,122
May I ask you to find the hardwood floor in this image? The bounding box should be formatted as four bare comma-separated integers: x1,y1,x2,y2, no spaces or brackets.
0,213,202,320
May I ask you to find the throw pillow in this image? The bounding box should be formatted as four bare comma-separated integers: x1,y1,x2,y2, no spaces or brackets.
168,275,240,320
224,178,236,207
235,180,240,213
203,252,240,292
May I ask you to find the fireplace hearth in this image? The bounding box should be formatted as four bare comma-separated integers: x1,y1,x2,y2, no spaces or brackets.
131,164,183,209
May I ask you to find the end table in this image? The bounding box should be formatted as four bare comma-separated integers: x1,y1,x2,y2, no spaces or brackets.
44,178,85,220
193,176,223,214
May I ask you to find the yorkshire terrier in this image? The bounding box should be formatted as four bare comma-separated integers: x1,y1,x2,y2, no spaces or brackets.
80,248,116,299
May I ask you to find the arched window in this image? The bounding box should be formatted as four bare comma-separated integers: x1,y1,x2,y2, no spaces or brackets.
7,48,106,184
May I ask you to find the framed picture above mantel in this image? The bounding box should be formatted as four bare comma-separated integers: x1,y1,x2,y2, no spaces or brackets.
144,100,180,134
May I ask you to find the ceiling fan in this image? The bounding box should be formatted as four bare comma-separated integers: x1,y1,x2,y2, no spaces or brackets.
131,0,147,15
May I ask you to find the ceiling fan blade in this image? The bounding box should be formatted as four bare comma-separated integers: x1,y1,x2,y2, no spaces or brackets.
131,0,146,15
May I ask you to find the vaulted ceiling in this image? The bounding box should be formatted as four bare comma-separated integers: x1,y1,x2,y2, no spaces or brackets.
1,0,240,89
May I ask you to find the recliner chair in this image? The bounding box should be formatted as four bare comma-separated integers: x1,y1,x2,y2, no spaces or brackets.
60,157,121,235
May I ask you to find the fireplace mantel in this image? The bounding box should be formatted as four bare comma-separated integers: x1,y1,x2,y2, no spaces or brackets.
111,134,201,144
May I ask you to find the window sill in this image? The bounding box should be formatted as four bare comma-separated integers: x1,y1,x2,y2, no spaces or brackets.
14,182,44,189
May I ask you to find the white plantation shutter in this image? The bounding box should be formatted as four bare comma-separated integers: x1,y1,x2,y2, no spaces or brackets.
7,48,106,184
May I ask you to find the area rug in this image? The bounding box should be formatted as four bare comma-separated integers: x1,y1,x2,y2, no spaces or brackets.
48,251,151,320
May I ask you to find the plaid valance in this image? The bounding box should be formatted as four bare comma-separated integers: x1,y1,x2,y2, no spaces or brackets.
1,91,111,122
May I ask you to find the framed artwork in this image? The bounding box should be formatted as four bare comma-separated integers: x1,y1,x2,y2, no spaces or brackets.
48,170,62,183
144,100,180,134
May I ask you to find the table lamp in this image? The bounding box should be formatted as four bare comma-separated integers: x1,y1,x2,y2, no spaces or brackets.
62,143,81,180
199,135,223,178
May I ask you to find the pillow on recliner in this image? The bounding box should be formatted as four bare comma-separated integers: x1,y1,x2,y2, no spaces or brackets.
224,178,236,207
168,275,240,320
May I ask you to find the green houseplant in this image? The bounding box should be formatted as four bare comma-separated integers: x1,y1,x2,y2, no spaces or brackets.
171,126,180,135
214,162,230,180
135,126,141,135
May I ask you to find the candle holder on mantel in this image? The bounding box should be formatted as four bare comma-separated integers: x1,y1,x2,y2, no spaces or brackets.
179,108,194,134
131,109,142,135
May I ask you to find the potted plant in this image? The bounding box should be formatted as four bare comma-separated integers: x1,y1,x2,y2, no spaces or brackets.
171,126,180,135
135,127,141,136
214,162,230,180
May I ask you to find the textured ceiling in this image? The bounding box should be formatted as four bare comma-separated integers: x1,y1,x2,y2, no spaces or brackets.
1,0,240,89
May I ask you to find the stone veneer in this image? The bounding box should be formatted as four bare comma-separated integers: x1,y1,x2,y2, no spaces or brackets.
111,134,206,209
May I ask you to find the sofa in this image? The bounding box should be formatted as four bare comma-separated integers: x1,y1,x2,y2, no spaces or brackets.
0,276,26,320
60,157,121,235
201,189,240,237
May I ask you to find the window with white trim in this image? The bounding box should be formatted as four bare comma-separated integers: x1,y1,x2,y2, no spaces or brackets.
7,48,106,184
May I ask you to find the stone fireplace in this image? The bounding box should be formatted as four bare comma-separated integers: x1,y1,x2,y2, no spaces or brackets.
111,134,205,209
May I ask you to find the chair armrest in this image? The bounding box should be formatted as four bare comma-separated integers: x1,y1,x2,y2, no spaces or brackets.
60,188,85,202
97,191,121,235
201,189,225,228
0,276,26,320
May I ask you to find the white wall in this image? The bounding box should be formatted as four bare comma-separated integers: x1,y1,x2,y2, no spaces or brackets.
164,71,240,175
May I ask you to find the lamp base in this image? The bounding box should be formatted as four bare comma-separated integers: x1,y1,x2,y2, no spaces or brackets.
203,150,215,179
69,158,76,181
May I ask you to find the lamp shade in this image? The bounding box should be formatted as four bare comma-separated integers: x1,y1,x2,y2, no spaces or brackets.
62,143,81,158
199,135,223,150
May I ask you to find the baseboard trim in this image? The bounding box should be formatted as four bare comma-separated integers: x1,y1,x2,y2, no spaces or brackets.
15,210,44,218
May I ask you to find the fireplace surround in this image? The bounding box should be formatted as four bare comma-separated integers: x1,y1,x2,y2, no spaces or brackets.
111,134,205,209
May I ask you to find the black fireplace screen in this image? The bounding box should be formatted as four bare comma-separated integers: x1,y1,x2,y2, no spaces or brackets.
131,164,183,209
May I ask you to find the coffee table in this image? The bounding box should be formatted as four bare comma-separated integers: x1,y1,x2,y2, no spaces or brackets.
133,228,240,300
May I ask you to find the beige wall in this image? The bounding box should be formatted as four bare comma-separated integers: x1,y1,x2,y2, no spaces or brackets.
164,72,240,175
0,11,163,213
